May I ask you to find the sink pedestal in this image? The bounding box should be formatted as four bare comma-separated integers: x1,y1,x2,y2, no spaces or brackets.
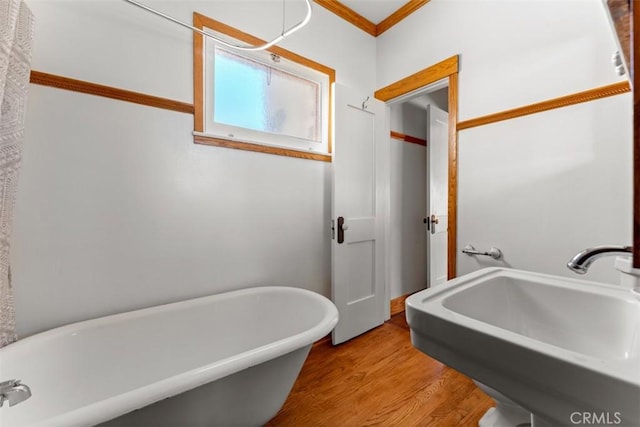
475,381,530,427
479,407,531,427
406,267,640,427
530,414,558,427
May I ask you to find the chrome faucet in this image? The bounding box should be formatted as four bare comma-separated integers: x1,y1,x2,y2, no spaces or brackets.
0,379,31,408
567,245,632,274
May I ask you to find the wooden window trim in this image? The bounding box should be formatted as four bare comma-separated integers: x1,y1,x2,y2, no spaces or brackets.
194,135,331,162
193,12,336,162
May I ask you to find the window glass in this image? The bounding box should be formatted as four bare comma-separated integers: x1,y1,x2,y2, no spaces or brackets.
194,17,334,160
213,47,321,142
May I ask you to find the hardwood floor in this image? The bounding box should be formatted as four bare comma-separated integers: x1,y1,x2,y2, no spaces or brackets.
266,313,494,427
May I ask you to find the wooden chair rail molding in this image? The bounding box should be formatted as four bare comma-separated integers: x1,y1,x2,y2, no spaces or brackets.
313,0,430,37
457,81,631,130
390,131,427,146
29,70,194,114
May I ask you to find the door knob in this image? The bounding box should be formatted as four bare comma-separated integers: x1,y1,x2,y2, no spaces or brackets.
337,216,346,244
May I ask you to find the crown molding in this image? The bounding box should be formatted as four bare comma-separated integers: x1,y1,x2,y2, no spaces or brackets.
313,0,430,37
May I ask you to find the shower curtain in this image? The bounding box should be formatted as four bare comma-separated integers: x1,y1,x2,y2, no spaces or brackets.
0,0,34,348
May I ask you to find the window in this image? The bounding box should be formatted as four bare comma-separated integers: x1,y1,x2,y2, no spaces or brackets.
193,13,335,162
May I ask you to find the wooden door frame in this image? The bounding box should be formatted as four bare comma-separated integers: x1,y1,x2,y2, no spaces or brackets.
632,2,639,268
606,0,639,268
374,55,459,280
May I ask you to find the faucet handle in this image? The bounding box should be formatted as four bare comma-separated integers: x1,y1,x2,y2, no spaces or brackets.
0,379,20,391
0,379,32,408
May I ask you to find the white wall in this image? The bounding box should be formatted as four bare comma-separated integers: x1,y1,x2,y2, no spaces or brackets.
457,93,632,281
12,0,634,336
390,102,427,138
378,0,632,284
389,102,427,299
389,139,427,298
409,88,448,113
13,0,376,336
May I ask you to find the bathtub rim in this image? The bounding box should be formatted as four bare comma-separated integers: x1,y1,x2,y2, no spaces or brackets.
1,286,338,427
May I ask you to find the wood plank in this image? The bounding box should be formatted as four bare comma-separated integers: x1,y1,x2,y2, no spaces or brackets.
437,387,496,427
447,72,459,280
313,334,332,348
633,1,639,268
457,81,631,130
29,71,194,114
313,0,377,36
266,313,494,426
390,130,427,146
374,56,459,102
193,13,205,132
194,135,332,162
607,0,631,68
390,293,410,316
376,0,430,36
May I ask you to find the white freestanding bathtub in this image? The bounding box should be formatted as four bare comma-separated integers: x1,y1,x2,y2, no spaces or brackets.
0,286,338,427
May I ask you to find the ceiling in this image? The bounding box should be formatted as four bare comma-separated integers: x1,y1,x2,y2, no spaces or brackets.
340,0,409,24
313,1,429,36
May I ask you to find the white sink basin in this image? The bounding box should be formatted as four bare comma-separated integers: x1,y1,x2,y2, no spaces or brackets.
406,267,640,427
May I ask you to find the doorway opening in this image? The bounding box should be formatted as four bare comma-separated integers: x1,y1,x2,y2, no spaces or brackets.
387,80,449,300
374,55,460,308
